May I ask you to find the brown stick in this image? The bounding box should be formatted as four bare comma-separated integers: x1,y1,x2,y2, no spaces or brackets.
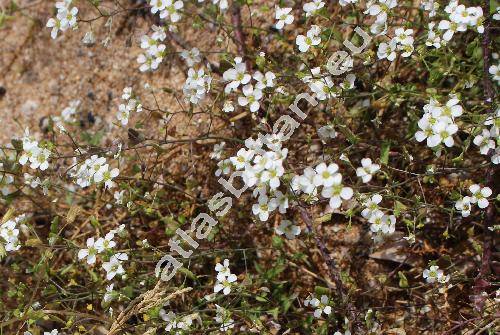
474,0,498,296
230,3,251,70
479,0,497,277
298,206,362,331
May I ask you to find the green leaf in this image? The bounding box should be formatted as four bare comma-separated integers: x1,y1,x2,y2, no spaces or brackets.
398,271,408,288
380,141,390,165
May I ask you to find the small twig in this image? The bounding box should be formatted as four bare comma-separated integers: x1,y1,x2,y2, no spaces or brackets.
298,206,362,331
477,0,497,281
230,3,251,69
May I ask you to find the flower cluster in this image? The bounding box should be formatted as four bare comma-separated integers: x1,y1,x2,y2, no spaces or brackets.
223,57,275,113
160,310,194,333
377,27,414,61
473,107,500,164
77,225,128,280
149,0,184,24
19,129,52,171
360,194,396,237
214,304,235,331
46,0,78,39
183,67,212,104
304,294,332,318
364,0,398,35
302,67,355,101
117,87,142,126
415,96,462,149
70,155,119,189
214,259,238,295
137,26,167,72
423,265,450,284
0,214,26,253
455,184,493,217
437,0,484,42
291,162,353,210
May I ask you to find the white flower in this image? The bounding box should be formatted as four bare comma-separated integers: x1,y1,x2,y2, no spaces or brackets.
275,220,301,240
230,148,254,170
339,0,358,5
377,40,397,61
43,330,59,335
180,47,201,66
103,283,115,303
369,211,396,235
361,194,383,219
95,232,117,252
473,129,496,155
78,237,100,264
272,191,289,214
253,71,276,90
489,64,500,83
159,0,184,23
215,159,232,177
46,18,62,39
492,147,500,165
426,22,442,48
340,73,356,90
303,0,324,16
494,7,500,21
455,196,472,217
214,273,237,295
29,147,51,171
423,265,449,284
252,195,277,221
210,142,226,160
310,295,332,318
296,25,321,52
394,27,414,45
117,103,130,126
365,0,398,34
421,0,439,17
436,97,463,119
321,177,353,209
297,167,318,195
275,6,294,30
223,57,251,93
356,158,380,183
150,0,168,14
46,0,78,39
313,162,340,187
102,253,128,280
215,259,231,281
469,184,492,209
428,122,458,147
317,125,337,142
222,101,234,113
261,164,285,189
151,25,166,41
114,190,125,204
438,20,467,41
213,0,229,10
238,84,263,113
